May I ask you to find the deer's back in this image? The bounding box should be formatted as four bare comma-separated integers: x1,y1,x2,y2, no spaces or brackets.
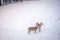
28,27,37,31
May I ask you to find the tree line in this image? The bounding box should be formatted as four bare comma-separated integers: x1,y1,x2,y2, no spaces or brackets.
0,0,23,6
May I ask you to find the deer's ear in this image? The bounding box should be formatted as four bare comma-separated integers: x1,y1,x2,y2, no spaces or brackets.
41,23,43,25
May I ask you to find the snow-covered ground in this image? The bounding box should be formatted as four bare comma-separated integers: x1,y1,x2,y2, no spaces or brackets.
0,1,60,40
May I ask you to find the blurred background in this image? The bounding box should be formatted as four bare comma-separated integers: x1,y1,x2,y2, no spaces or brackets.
0,0,60,40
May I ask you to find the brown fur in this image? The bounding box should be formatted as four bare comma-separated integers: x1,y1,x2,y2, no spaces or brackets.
28,22,43,33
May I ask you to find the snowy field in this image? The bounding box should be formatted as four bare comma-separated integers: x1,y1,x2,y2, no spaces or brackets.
0,0,60,40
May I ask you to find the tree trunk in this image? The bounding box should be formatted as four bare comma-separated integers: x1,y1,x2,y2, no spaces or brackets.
0,0,1,6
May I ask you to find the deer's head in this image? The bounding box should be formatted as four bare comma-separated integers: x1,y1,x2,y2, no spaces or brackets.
40,22,43,25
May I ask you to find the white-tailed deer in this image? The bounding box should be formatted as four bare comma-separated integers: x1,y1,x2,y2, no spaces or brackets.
28,22,43,33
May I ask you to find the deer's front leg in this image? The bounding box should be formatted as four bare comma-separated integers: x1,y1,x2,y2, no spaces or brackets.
34,30,36,33
39,28,41,32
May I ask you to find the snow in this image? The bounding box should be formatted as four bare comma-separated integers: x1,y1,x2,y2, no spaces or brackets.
0,1,60,40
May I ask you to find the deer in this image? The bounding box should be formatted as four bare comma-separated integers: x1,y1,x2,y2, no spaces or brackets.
28,22,43,33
